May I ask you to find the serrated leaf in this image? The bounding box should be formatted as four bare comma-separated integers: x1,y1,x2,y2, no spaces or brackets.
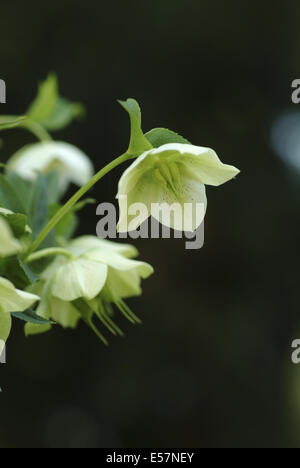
145,128,191,147
118,98,152,156
12,309,54,325
0,116,26,131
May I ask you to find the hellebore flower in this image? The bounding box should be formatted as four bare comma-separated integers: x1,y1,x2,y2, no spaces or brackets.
117,143,240,232
40,237,152,303
25,237,153,338
7,141,94,192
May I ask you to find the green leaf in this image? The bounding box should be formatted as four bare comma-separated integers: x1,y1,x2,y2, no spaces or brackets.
27,73,58,122
0,116,26,131
3,257,38,289
27,174,56,248
145,128,191,147
12,308,54,325
5,172,33,212
40,98,84,131
44,170,61,205
0,211,28,238
0,174,26,214
118,98,152,156
17,258,38,284
27,73,84,131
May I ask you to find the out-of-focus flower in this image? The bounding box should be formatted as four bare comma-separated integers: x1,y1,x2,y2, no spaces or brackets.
7,141,94,192
117,143,240,232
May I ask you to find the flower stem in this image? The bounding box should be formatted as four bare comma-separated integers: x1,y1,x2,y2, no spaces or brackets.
21,119,52,141
25,152,131,257
26,247,74,264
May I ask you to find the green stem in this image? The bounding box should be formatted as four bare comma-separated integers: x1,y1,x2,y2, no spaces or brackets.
21,119,52,141
26,247,74,264
25,152,131,257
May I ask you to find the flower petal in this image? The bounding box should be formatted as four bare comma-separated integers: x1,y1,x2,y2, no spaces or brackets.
50,297,80,328
152,176,207,231
68,236,138,258
0,216,22,256
84,249,154,278
154,143,240,186
0,310,11,355
117,172,160,232
51,258,108,301
102,269,144,301
117,149,155,197
0,277,40,313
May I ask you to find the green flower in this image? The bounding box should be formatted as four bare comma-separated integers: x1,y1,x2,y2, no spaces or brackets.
7,141,94,192
25,237,153,340
117,143,240,232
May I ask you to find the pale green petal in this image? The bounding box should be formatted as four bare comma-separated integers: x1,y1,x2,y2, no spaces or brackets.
25,281,52,336
0,216,22,256
0,208,13,216
0,277,39,313
0,310,12,355
102,268,144,301
117,149,155,196
152,176,207,231
26,281,52,318
117,165,207,232
68,236,138,258
51,258,108,301
84,249,154,279
50,297,80,328
25,281,80,335
117,173,160,233
7,141,94,189
25,322,52,336
154,143,240,186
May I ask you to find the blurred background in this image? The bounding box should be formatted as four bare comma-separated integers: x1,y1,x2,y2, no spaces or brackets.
0,0,300,448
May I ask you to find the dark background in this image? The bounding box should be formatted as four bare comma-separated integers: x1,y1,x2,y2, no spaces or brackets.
1,0,300,448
